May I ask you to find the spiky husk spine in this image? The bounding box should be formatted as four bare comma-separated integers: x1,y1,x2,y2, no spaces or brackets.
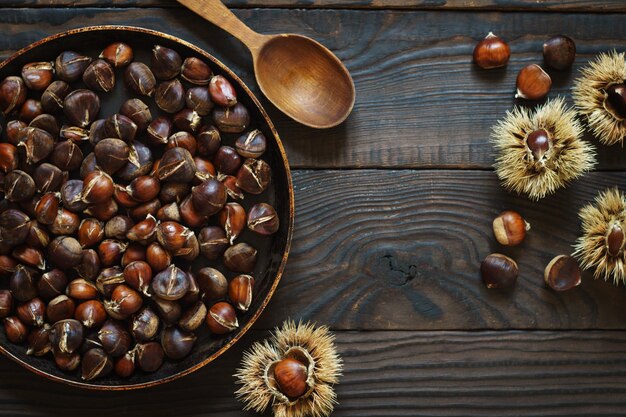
235,321,342,417
572,51,626,146
573,187,626,285
491,97,595,200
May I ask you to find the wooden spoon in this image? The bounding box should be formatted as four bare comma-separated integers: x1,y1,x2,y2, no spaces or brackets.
177,0,355,129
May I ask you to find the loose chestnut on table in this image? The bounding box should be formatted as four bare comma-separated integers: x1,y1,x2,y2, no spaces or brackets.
0,27,292,390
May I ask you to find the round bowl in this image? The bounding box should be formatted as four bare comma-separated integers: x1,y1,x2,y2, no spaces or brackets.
0,26,293,390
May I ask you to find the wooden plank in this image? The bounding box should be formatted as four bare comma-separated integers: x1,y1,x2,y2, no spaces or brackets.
3,0,626,12
0,330,626,416
256,170,626,331
1,8,626,169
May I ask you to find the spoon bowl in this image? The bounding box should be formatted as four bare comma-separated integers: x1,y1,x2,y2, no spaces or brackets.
256,34,355,128
178,0,355,129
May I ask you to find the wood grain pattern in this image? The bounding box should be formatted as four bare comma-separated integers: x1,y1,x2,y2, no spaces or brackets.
1,329,626,416
3,0,626,12
255,170,626,330
2,8,626,168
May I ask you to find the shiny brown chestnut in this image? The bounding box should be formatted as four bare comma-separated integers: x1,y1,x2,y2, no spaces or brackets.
54,351,81,372
606,84,626,121
98,320,131,358
0,290,12,319
197,267,228,302
219,202,246,244
473,32,510,69
50,319,84,354
60,125,88,143
35,192,59,225
543,35,576,71
147,116,173,146
75,300,107,328
152,265,190,301
197,125,221,157
209,75,237,107
41,81,70,114
48,236,83,269
493,210,530,246
82,171,114,204
248,203,279,235
33,163,64,194
235,130,266,159
26,325,51,356
191,178,227,217
179,195,208,229
0,143,18,174
50,140,83,171
47,295,76,323
0,76,27,114
94,138,130,175
50,208,80,235
126,214,158,244
0,256,17,277
12,245,46,270
127,176,160,202
55,51,91,82
67,278,99,301
186,86,214,116
0,209,30,246
179,232,200,262
273,358,309,400
128,198,161,222
114,185,140,209
181,57,212,85
5,120,27,145
135,342,164,372
98,239,128,267
212,103,250,133
22,61,55,91
157,202,182,222
121,243,146,267
151,45,182,80
78,218,105,248
25,221,51,249
84,199,119,222
223,242,258,274
16,297,46,327
515,64,552,100
228,275,254,312
124,62,156,96
63,89,100,128
76,248,101,281
95,266,125,298
155,79,185,114
61,179,87,213
159,181,190,204
4,316,28,343
38,269,68,301
146,242,171,272
114,351,135,378
194,157,216,183
206,301,238,335
83,59,115,92
198,227,228,261
18,128,54,165
156,221,192,253
105,113,138,143
117,141,154,182
30,114,60,138
82,348,113,381
213,146,242,175
124,260,153,296
179,301,207,332
100,42,133,68
157,147,196,183
19,99,43,123
4,170,36,202
131,306,160,342
167,131,197,155
481,253,518,289
121,98,152,131
173,109,202,134
104,284,143,320
162,326,197,360
237,158,271,195
9,265,38,302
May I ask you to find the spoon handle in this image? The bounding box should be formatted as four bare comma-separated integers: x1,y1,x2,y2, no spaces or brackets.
177,0,266,51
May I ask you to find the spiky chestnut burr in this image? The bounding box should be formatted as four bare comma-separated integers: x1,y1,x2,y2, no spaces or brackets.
491,97,596,200
572,51,626,145
573,187,626,285
235,321,342,417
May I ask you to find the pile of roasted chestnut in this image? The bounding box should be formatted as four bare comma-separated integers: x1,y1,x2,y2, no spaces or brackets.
0,42,279,381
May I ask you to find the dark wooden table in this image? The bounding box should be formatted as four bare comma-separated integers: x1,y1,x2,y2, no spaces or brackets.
3,1,626,415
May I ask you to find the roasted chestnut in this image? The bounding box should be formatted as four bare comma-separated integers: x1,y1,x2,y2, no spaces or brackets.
146,242,171,272
209,75,237,107
100,42,134,68
151,265,189,301
212,103,250,133
155,79,185,114
135,342,164,372
94,138,130,175
98,320,131,358
161,326,196,360
186,86,214,116
83,59,116,92
223,242,257,274
197,125,221,157
147,116,173,146
48,236,83,269
248,203,279,235
75,300,107,329
16,297,46,326
124,260,153,295
0,76,27,114
105,113,138,143
50,319,84,354
157,147,196,183
181,57,212,85
124,62,156,96
196,267,228,301
55,51,91,82
206,301,238,335
81,348,113,381
120,98,152,131
235,130,266,158
38,269,68,301
131,306,160,342
213,146,242,175
78,218,105,248
63,89,100,128
4,170,36,202
151,45,182,80
41,80,70,114
236,158,271,195
50,140,83,171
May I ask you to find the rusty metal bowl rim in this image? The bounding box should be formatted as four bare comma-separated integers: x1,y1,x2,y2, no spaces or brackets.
0,25,294,391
